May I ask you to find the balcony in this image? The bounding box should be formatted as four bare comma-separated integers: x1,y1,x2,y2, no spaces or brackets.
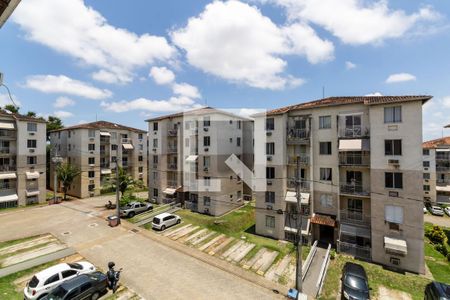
339,153,370,166
100,137,110,143
0,165,16,172
340,210,371,227
0,181,16,190
0,147,10,154
167,163,178,171
338,126,369,138
167,146,178,154
168,129,178,137
100,163,110,169
337,241,371,260
287,178,310,192
0,130,16,139
167,180,178,188
287,128,310,143
436,162,450,172
121,138,132,144
340,183,370,197
288,155,309,165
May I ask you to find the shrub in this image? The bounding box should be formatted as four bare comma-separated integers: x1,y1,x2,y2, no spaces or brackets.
119,194,146,206
426,225,447,245
434,244,448,257
447,253,450,262
329,249,336,260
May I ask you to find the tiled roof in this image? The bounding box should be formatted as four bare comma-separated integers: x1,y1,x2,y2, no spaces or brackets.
262,95,432,116
311,214,336,227
0,109,47,123
422,136,450,149
49,120,146,133
146,106,250,122
445,124,450,128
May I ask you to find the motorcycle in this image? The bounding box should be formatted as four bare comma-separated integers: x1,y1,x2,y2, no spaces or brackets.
105,201,117,210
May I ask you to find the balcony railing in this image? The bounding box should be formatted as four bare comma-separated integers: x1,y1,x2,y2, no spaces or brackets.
100,137,110,143
436,162,450,172
287,179,310,192
0,182,16,190
339,153,370,166
121,138,132,144
168,129,178,136
100,163,110,168
0,130,16,139
339,126,369,138
288,155,309,165
167,146,178,154
167,180,178,188
0,165,16,172
167,163,178,170
337,241,371,260
437,179,450,186
287,128,310,142
0,147,10,154
340,210,371,227
340,183,370,197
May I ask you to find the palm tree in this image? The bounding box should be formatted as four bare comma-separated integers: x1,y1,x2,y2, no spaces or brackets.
56,163,81,200
26,111,37,117
114,166,135,198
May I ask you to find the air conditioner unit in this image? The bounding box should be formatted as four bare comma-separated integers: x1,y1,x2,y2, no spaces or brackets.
266,132,272,136
267,180,273,186
267,156,272,161
29,149,35,153
204,148,209,152
153,148,157,152
90,151,94,154
390,257,400,266
89,180,94,184
266,205,273,210
203,167,209,172
204,127,209,132
388,159,400,165
29,132,35,136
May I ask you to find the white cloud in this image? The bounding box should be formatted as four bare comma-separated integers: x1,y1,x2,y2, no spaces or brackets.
172,83,201,99
92,70,132,84
0,94,21,107
442,96,450,108
54,96,75,108
149,67,175,85
422,96,450,140
53,110,74,118
365,92,383,96
345,61,356,70
171,0,332,90
101,97,202,113
24,75,112,99
13,0,176,84
385,73,416,83
265,0,439,45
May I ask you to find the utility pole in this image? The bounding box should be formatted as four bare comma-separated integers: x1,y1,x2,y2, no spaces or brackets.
51,148,63,203
295,155,303,292
115,158,121,224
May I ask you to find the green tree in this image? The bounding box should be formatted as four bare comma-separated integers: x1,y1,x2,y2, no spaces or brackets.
56,163,81,200
114,166,135,198
46,116,64,140
26,111,37,117
3,104,19,113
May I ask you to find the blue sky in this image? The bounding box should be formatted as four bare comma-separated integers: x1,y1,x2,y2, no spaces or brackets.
0,0,449,140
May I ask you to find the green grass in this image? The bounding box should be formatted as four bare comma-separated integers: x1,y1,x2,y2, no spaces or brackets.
319,255,431,300
424,238,450,283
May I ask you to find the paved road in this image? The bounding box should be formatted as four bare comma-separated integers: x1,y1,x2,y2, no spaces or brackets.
0,198,282,300
425,214,450,228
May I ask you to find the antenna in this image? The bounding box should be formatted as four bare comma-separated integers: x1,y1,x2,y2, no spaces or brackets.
322,86,325,98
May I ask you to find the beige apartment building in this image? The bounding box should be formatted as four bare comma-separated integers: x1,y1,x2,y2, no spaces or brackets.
147,107,253,216
49,121,147,198
423,137,450,204
0,110,46,209
254,95,431,274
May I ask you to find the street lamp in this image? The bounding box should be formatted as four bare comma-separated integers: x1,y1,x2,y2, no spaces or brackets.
52,155,63,203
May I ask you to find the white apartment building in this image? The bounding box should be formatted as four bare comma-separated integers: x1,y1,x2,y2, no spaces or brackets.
0,110,46,209
254,95,431,274
147,107,253,217
423,137,450,204
49,121,147,198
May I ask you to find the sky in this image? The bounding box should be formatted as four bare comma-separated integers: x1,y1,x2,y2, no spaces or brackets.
0,0,449,140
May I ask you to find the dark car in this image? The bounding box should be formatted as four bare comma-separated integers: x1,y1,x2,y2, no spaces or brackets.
425,281,450,300
42,271,107,300
341,262,370,300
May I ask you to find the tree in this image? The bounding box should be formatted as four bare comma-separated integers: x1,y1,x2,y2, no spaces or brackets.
56,163,81,200
3,104,19,113
114,166,135,198
26,111,37,117
47,116,64,140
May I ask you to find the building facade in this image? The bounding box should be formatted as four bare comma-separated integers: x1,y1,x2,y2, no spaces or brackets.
422,137,450,204
254,96,430,274
49,121,147,198
147,107,253,217
0,110,46,209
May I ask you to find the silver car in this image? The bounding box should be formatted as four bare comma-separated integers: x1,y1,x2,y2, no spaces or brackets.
430,206,445,216
119,201,152,218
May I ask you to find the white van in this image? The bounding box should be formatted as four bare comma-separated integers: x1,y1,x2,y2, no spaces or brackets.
152,213,181,231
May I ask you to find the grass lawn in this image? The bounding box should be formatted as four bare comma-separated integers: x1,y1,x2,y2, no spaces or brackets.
320,255,431,300
424,222,450,284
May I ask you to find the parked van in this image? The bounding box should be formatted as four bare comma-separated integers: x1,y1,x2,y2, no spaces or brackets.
152,213,181,231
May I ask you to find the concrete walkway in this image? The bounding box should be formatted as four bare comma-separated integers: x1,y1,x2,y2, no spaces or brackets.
302,246,328,297
0,247,76,278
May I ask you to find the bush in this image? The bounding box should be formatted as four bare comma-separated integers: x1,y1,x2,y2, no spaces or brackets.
426,225,447,245
119,194,146,207
434,244,448,257
447,253,450,262
329,249,336,260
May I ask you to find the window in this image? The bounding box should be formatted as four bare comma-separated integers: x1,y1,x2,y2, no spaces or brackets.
229,120,233,124
111,132,117,139
27,140,37,148
138,156,143,162
203,196,211,206
266,143,275,155
138,166,143,173
423,173,430,180
265,215,275,228
265,191,275,204
61,270,77,279
27,156,37,165
237,120,241,129
88,144,95,151
88,171,95,178
320,194,333,207
204,176,211,186
152,171,157,180
27,123,37,132
423,161,430,167
138,133,143,140
139,144,144,151
320,168,332,181
88,184,95,191
423,185,430,191
265,118,274,130
153,156,158,164
80,282,92,293
319,142,332,155
347,199,362,219
111,156,117,163
185,138,190,147
384,106,402,123
385,205,403,224
229,138,233,143
88,129,95,138
237,190,242,199
319,116,331,129
153,188,158,198
203,136,210,147
237,137,241,147
203,156,210,167
88,157,95,165
44,273,60,285
153,122,158,131
266,167,275,179
385,172,403,189
385,140,402,155
111,144,118,151
203,116,210,127
423,149,430,155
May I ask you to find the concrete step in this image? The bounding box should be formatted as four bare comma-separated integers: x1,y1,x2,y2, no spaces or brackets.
242,248,266,269
182,229,208,243
221,240,245,259
265,254,292,282
208,236,235,256
198,234,226,252
163,224,190,237
256,251,278,276
228,242,255,263
171,226,199,241
191,232,216,246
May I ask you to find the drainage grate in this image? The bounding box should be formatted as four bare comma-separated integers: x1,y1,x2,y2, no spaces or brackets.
88,223,98,228
130,228,139,233
61,231,71,236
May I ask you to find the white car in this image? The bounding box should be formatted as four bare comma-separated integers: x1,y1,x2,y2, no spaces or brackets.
430,206,445,216
444,206,450,217
424,206,428,213
24,261,95,300
152,212,181,231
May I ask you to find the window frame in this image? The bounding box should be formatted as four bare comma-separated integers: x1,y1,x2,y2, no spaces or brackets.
319,141,332,155
384,106,402,123
319,115,331,129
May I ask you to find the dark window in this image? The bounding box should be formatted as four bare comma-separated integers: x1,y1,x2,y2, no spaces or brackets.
319,142,332,155
138,133,143,139
27,123,37,132
424,185,430,191
88,144,95,151
237,137,241,147
265,118,274,130
153,122,158,131
266,143,275,155
388,222,400,231
153,156,158,164
88,184,95,191
423,161,430,167
138,156,143,162
320,168,332,181
423,173,430,180
27,156,37,165
266,167,275,179
44,273,60,285
384,106,402,123
61,270,77,279
423,149,430,155
138,166,143,172
111,144,118,150
319,116,331,129
88,157,95,164
203,196,211,206
203,117,210,127
385,172,403,189
203,136,210,147
27,140,37,148
153,188,158,197
385,140,402,155
88,171,95,178
265,191,275,203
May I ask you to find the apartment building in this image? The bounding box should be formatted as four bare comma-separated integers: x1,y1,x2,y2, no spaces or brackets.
254,95,431,274
0,109,46,209
49,121,147,198
422,137,450,204
147,107,253,216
